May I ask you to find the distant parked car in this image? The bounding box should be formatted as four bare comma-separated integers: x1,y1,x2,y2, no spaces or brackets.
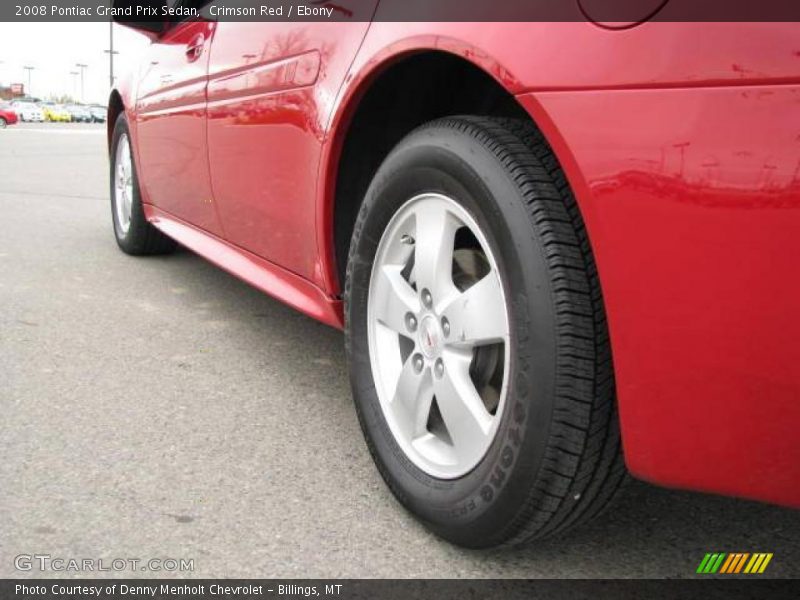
42,103,71,122
65,105,92,123
0,103,19,128
11,101,44,122
89,105,107,123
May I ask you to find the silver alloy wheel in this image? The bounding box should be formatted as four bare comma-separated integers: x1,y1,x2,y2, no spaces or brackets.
114,133,134,235
367,193,510,479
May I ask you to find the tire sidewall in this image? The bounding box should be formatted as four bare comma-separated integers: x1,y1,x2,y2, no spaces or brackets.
109,113,144,250
346,124,558,546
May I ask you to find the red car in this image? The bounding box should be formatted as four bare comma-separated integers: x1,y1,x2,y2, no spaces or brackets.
0,103,19,128
110,8,799,548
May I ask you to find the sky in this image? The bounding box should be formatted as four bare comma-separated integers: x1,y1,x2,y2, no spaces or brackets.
0,23,149,104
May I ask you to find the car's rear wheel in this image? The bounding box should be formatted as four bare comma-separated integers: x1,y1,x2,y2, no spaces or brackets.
0,118,7,129
345,116,626,548
110,113,176,256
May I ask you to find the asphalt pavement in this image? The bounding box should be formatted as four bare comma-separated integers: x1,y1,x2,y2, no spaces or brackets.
1,122,798,578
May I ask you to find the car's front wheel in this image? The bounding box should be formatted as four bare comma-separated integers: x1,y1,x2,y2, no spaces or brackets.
109,113,176,256
345,116,626,548
0,118,6,129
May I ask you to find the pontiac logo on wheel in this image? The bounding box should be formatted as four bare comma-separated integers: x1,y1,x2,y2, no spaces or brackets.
696,552,774,574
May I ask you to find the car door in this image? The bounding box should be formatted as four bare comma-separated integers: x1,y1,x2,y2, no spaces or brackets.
134,4,222,236
205,6,376,284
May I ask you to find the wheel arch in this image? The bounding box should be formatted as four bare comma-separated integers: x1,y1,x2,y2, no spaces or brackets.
319,44,534,297
107,89,125,151
317,41,624,479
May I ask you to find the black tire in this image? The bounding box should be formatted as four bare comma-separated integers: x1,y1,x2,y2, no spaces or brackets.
0,118,6,129
344,116,626,548
109,113,176,256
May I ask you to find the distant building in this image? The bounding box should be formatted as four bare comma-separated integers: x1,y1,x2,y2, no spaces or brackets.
0,83,25,100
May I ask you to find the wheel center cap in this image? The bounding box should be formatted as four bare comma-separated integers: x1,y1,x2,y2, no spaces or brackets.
418,315,442,358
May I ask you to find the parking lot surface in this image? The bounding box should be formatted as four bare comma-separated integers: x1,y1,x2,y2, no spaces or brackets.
1,122,798,578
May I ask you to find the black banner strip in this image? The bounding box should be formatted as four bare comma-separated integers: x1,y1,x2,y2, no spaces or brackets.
2,579,799,600
2,0,799,23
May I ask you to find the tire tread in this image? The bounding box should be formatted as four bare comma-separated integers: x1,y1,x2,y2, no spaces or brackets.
416,116,628,543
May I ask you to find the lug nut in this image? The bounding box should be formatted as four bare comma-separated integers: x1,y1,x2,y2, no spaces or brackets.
421,288,433,308
441,317,450,338
405,312,417,332
412,354,425,373
434,358,445,378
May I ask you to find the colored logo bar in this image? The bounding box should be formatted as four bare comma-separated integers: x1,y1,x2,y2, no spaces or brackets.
696,553,773,574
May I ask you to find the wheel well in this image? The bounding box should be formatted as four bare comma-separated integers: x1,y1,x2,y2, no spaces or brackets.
107,90,124,150
331,51,529,293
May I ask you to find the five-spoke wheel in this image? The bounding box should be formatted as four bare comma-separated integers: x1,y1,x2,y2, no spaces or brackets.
109,113,175,255
346,116,624,548
368,193,509,478
114,133,134,235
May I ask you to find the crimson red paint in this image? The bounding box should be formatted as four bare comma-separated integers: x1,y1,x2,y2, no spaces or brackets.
113,20,800,509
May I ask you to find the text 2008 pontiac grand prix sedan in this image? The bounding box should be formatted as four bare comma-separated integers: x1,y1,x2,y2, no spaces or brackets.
108,2,799,548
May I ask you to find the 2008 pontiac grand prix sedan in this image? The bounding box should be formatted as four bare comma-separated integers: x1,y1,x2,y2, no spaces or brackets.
108,2,799,548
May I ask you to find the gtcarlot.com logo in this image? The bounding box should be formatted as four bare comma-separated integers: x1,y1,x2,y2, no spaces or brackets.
14,554,194,573
696,552,773,574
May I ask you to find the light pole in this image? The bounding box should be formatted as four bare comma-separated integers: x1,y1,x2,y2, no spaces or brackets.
23,66,34,98
70,71,79,100
75,63,88,103
104,22,119,89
